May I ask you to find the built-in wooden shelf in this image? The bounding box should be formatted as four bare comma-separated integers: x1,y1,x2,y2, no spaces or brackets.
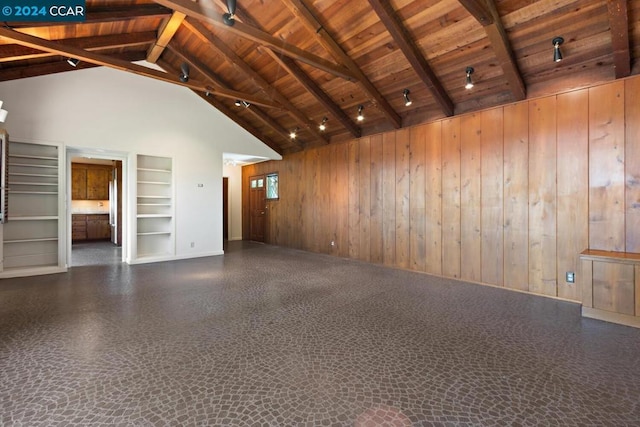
580,249,640,329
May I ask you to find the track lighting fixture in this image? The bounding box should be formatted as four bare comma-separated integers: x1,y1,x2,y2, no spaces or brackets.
235,100,242,107
241,101,250,108
223,0,237,26
179,63,190,83
403,89,412,107
357,105,364,122
289,127,298,139
319,117,328,131
465,67,474,89
553,37,564,63
67,58,79,67
234,100,250,108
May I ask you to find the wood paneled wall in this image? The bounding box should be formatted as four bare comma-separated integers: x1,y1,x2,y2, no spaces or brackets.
243,77,640,302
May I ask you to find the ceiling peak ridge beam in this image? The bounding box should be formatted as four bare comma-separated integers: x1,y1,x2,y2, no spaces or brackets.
159,59,283,155
147,11,186,63
0,27,274,102
281,0,402,129
183,18,327,146
265,49,361,139
0,31,156,62
367,0,454,117
607,0,631,78
459,0,526,101
225,4,361,140
165,45,296,146
152,0,356,81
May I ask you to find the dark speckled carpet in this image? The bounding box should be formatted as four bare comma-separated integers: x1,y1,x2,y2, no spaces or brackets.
1,241,639,425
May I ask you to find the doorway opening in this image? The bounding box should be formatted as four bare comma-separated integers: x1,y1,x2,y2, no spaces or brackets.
67,149,127,267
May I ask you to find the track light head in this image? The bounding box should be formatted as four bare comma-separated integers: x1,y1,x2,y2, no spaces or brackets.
67,58,79,67
319,117,328,131
403,89,412,107
234,100,242,107
223,0,237,26
465,66,474,89
290,127,298,139
179,62,190,82
553,36,564,62
357,105,364,122
241,101,250,108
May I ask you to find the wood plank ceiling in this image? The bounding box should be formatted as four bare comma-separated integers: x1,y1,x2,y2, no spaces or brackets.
0,0,637,154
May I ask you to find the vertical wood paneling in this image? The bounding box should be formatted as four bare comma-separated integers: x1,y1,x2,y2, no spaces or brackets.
529,96,557,296
557,89,589,301
395,129,411,269
382,133,396,266
441,118,461,278
481,108,504,286
359,137,371,262
503,102,529,291
460,113,482,282
348,140,360,259
425,122,443,275
307,149,319,252
589,81,625,252
335,143,349,257
370,135,384,264
328,144,338,255
409,125,427,272
581,259,593,308
636,265,640,316
241,76,640,305
625,78,640,253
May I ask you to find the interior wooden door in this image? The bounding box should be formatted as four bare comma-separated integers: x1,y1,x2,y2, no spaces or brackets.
249,175,266,242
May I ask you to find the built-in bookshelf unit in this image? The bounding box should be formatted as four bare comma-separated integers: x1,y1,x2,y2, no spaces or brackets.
136,154,174,261
1,139,62,274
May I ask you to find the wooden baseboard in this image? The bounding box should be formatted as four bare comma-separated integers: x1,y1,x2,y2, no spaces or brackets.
582,307,640,329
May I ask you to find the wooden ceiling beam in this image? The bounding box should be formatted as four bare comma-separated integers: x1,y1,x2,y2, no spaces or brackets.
147,11,186,63
459,0,526,100
0,51,147,81
183,18,326,146
0,27,222,94
0,32,156,62
280,0,402,129
607,0,631,78
266,49,361,138
6,5,171,28
152,0,356,81
159,59,284,155
367,0,454,117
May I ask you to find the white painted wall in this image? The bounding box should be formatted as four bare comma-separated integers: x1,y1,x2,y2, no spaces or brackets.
0,64,280,265
222,163,243,241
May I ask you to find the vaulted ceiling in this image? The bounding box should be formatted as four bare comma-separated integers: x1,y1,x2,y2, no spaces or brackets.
0,0,637,154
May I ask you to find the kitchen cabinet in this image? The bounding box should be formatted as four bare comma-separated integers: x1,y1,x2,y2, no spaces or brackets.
72,164,111,200
72,214,110,241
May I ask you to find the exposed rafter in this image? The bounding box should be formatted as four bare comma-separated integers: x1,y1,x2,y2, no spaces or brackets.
0,51,147,81
607,0,631,78
266,49,361,138
0,32,157,62
458,0,526,101
147,11,186,63
159,60,283,155
280,0,402,129
153,0,356,81
367,0,454,117
165,46,296,146
183,18,328,145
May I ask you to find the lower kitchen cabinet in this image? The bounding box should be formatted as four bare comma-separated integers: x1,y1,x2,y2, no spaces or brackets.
72,214,110,241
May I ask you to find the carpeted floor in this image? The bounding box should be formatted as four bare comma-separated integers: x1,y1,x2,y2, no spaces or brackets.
1,241,639,425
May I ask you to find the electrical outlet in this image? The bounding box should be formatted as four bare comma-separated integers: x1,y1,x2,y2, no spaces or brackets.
190,242,195,248
566,271,575,283
330,240,335,247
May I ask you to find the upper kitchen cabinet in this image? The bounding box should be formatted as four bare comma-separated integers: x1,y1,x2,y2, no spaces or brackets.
72,163,111,200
